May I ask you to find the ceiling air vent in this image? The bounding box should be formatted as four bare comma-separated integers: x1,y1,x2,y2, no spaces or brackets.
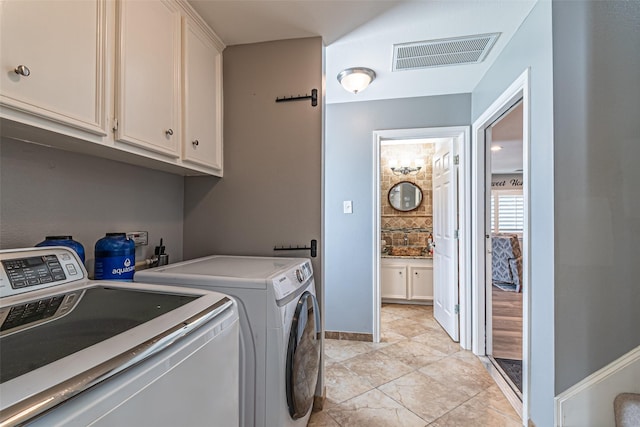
393,33,500,71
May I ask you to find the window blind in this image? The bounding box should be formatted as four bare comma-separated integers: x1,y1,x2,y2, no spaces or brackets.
490,191,524,233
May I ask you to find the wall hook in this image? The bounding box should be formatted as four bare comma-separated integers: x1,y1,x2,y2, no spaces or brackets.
275,89,318,107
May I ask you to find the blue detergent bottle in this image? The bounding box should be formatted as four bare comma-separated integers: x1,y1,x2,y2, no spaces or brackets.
94,233,135,281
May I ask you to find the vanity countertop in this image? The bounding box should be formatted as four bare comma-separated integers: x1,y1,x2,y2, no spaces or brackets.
381,254,432,260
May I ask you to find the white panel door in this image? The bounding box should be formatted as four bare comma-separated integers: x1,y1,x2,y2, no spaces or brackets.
433,138,459,341
182,18,223,173
115,0,180,157
0,0,106,134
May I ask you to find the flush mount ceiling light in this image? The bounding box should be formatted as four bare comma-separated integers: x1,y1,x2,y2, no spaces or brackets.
337,67,376,94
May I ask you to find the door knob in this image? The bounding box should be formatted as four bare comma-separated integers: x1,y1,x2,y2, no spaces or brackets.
14,65,31,77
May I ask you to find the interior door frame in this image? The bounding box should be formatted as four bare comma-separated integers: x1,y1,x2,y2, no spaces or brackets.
471,68,530,422
372,126,471,349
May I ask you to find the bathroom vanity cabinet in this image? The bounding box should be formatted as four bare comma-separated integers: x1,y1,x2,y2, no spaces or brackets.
381,257,433,303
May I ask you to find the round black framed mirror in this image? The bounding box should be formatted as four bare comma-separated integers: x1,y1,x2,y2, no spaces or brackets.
388,181,423,212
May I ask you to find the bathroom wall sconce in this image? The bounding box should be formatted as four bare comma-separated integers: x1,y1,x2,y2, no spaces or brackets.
389,158,423,175
337,67,376,94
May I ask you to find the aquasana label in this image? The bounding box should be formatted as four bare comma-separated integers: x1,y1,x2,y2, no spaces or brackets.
95,256,135,281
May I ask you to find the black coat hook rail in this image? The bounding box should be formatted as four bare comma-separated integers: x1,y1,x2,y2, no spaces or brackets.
275,89,318,107
273,239,317,257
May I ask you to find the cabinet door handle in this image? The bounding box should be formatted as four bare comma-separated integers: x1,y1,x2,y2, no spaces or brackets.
415,271,419,275
192,139,199,147
14,65,31,77
165,128,174,136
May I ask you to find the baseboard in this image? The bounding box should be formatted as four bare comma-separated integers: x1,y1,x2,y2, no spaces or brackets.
555,345,640,426
313,386,326,412
325,331,373,342
382,299,433,306
480,356,523,419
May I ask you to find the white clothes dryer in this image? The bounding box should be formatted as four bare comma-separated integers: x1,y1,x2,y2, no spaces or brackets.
135,255,321,427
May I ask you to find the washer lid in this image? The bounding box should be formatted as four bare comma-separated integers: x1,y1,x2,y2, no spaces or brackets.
0,282,233,420
141,256,304,280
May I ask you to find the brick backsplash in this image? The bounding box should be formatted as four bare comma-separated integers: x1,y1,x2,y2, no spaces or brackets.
381,143,434,246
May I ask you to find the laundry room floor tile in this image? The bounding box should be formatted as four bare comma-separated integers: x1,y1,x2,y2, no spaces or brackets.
308,303,520,427
418,356,496,397
326,389,427,427
378,371,472,423
323,339,376,362
341,350,414,388
324,362,375,404
378,339,447,370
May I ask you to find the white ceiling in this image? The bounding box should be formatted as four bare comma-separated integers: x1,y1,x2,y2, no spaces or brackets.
188,0,537,104
491,102,524,174
187,0,532,171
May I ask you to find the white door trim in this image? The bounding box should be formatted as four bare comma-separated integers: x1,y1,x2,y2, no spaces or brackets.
471,68,531,423
372,126,471,349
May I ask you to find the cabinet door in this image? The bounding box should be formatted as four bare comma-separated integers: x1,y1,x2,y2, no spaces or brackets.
182,19,223,174
381,266,407,300
409,265,434,301
0,0,106,134
115,0,180,157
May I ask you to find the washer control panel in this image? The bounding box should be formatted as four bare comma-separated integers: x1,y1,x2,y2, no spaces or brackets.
0,247,86,298
273,260,314,301
3,255,67,289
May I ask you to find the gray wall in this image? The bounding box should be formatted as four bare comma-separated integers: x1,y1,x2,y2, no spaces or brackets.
553,0,640,394
324,94,470,334
183,37,323,288
0,138,184,273
471,1,554,425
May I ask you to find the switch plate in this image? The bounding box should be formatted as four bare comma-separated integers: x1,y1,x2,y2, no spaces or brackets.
126,231,148,246
343,200,353,214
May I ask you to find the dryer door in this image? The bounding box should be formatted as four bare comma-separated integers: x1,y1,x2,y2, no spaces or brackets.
285,291,321,419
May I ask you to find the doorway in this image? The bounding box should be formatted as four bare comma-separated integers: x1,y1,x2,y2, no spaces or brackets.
378,139,437,341
372,126,471,348
471,69,530,421
485,100,525,400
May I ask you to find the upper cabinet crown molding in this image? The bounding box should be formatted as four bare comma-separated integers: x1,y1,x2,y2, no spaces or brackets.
0,0,224,177
176,0,226,52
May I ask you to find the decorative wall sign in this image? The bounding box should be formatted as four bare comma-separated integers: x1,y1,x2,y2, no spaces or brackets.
491,174,523,190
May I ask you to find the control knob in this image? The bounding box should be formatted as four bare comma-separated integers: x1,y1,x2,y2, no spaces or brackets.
295,269,305,283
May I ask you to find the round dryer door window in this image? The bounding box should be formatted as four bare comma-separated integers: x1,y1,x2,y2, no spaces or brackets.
285,291,321,419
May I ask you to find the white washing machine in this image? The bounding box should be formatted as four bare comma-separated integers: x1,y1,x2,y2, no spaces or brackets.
0,247,240,427
135,255,321,427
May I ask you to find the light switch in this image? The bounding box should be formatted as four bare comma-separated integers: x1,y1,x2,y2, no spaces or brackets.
343,200,353,214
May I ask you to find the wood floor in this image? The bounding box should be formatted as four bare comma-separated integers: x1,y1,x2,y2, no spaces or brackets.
491,286,523,360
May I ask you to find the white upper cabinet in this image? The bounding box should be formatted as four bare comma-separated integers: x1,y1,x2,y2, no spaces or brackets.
115,0,181,157
182,18,223,174
0,0,107,135
0,0,224,176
